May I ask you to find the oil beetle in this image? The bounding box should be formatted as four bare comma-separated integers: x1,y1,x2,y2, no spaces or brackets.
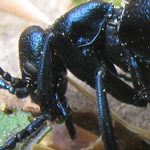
0,0,150,149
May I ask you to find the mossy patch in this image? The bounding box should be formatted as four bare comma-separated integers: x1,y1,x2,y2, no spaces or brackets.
0,108,33,147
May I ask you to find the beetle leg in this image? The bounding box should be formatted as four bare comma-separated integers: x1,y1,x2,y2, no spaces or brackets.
105,17,150,106
95,67,118,150
128,55,150,104
100,64,148,107
55,99,76,139
32,31,77,139
95,63,148,149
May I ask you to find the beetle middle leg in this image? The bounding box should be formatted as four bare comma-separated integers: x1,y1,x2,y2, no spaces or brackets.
95,67,118,150
95,62,149,149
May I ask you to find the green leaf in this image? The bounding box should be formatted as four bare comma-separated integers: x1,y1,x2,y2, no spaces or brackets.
0,108,33,147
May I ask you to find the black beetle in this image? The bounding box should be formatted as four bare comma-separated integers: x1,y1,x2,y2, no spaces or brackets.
0,0,150,149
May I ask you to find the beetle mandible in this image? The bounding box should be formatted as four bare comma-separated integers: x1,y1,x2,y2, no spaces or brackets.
0,0,150,149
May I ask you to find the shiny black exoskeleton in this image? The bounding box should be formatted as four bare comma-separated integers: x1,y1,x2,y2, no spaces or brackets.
0,0,150,149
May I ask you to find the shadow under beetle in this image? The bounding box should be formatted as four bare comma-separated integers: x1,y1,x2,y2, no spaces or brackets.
0,0,150,149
